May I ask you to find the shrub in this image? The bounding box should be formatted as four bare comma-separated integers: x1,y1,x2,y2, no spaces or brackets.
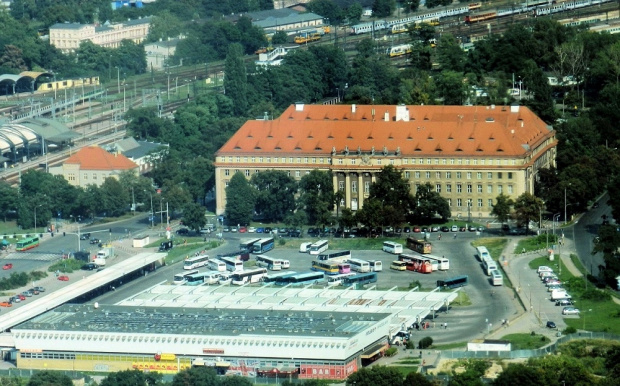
581,288,611,302
385,347,398,357
406,340,416,350
419,337,433,349
564,326,577,335
278,239,286,246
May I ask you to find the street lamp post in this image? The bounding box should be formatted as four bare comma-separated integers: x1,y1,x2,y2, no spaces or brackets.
564,187,567,225
34,204,43,235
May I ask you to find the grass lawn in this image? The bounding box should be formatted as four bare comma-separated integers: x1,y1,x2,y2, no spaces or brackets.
431,342,468,350
448,290,472,306
500,333,551,349
391,366,419,377
471,238,508,261
515,233,559,254
528,256,575,282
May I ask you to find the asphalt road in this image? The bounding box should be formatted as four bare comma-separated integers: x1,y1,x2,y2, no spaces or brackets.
571,193,609,277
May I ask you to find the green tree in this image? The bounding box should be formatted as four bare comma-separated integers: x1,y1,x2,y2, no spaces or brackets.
372,0,396,17
147,11,184,43
220,376,254,386
298,170,334,227
402,0,420,12
224,43,248,116
437,33,465,72
271,31,288,45
26,371,73,386
411,183,451,223
513,192,543,235
339,208,357,230
346,365,403,386
0,44,27,71
160,183,192,218
404,371,432,386
355,198,384,230
346,3,364,25
181,202,207,232
171,366,219,386
225,172,255,226
435,70,465,105
307,0,344,24
100,178,130,217
0,181,18,221
100,369,163,386
367,165,414,226
493,363,545,386
251,170,297,222
491,194,514,228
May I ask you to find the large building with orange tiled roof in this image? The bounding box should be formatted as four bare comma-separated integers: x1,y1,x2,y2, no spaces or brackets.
214,103,557,219
49,145,139,188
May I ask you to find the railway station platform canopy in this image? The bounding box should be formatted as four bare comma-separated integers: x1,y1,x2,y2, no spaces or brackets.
0,118,78,160
0,71,53,95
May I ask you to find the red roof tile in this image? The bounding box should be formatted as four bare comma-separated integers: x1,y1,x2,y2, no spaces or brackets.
216,104,554,157
64,145,138,170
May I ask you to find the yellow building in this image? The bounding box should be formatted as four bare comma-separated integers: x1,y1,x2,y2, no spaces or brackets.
214,103,557,219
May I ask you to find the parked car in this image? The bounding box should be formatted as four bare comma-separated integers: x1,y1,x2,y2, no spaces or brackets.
421,227,428,233
468,226,476,232
441,226,450,232
248,227,256,233
2,263,13,270
256,227,264,233
546,321,557,329
58,275,70,281
29,288,40,295
176,228,189,235
81,263,99,271
239,226,247,233
451,225,458,232
477,226,484,232
9,296,20,303
289,229,302,238
562,307,580,315
0,301,12,307
555,299,573,306
413,227,421,233
403,227,411,233
22,290,33,297
90,238,100,244
431,226,439,232
17,294,26,300
222,227,230,232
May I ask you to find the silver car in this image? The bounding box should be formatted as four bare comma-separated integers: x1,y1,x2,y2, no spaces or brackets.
562,307,580,315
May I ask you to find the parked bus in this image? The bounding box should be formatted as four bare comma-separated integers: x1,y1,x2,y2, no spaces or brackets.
309,239,329,255
476,246,491,261
491,269,503,286
275,272,325,286
437,275,469,289
231,268,268,285
369,260,383,272
342,272,378,287
217,250,250,262
256,255,290,270
399,253,433,273
262,271,297,284
173,269,199,285
326,273,356,286
347,258,371,273
239,238,261,253
311,259,349,275
252,237,275,254
482,256,497,276
207,259,226,272
317,250,351,262
185,271,210,286
184,254,210,270
16,237,39,251
406,237,432,254
425,255,450,270
217,256,244,272
382,241,403,254
390,261,407,271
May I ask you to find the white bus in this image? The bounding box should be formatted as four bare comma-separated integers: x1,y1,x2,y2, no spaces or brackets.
173,269,199,285
476,246,491,261
368,260,383,272
382,241,403,254
231,268,268,285
425,255,450,270
309,239,329,255
184,254,210,270
262,271,297,284
185,272,211,286
347,258,371,273
390,260,407,271
256,255,290,271
207,259,226,272
239,238,261,253
482,256,498,276
326,273,356,286
218,256,244,272
491,269,503,286
317,250,351,262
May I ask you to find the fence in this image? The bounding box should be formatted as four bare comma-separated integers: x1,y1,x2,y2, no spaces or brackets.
440,331,620,359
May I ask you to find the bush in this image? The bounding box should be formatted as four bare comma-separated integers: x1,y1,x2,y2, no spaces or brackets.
385,347,398,357
581,288,611,302
409,280,422,289
278,238,286,246
406,340,416,350
419,337,433,349
564,326,577,335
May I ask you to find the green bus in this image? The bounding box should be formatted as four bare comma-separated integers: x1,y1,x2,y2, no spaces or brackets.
16,237,40,251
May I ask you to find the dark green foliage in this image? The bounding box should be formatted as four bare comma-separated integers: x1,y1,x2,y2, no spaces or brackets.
26,371,73,386
224,43,249,116
251,170,297,222
100,369,163,386
171,366,219,386
419,336,433,349
181,202,207,232
346,365,404,386
298,170,334,227
225,172,256,226
411,183,451,223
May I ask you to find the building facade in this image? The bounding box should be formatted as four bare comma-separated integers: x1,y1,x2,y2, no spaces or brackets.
214,104,557,218
50,17,151,53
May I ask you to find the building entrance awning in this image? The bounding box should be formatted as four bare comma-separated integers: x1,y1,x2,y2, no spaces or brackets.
361,341,389,359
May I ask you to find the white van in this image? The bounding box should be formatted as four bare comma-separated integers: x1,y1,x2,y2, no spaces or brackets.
537,266,553,273
299,242,312,253
207,260,226,272
551,290,572,300
281,259,290,269
204,271,222,284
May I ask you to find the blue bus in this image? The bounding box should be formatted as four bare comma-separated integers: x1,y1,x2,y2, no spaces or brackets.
437,275,469,289
275,272,325,286
342,272,378,287
252,237,275,254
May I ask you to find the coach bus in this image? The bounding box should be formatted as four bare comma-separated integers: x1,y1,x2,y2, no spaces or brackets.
390,261,407,271
326,273,356,286
476,246,491,261
16,237,39,251
491,269,503,286
256,255,290,270
311,259,350,275
437,275,469,289
184,254,210,270
342,272,378,287
406,237,432,254
185,271,211,286
239,238,261,253
231,268,268,285
382,241,403,254
207,259,226,272
347,258,371,273
217,250,250,262
309,239,329,255
252,237,275,254
482,256,498,276
368,260,383,272
217,256,244,272
317,250,351,262
425,255,450,270
262,271,297,284
399,253,433,273
275,272,325,286
173,269,199,285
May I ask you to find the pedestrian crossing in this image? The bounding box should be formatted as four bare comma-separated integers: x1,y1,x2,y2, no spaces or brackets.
5,251,61,262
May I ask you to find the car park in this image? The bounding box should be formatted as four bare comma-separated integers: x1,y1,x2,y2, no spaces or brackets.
2,263,13,270
546,321,557,329
81,263,99,271
562,307,580,315
58,275,70,281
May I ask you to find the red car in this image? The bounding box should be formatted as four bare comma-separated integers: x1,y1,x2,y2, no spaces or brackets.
0,301,12,307
239,226,247,233
17,294,26,301
2,263,13,270
58,275,70,281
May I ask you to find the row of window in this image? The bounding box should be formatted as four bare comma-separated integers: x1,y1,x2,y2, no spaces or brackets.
221,156,519,166
334,181,514,195
448,198,495,208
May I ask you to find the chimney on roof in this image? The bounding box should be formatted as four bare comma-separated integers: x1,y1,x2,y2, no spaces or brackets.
395,104,409,122
352,104,356,113
295,102,304,111
384,111,389,121
510,103,520,113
